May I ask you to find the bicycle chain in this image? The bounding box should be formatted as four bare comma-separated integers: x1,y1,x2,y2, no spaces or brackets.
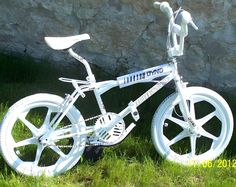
84,114,102,122
54,114,102,148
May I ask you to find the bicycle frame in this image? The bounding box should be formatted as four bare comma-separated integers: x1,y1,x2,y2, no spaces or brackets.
47,53,191,145
40,0,201,145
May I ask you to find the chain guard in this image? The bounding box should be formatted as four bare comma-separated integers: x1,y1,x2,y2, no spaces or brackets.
94,113,125,144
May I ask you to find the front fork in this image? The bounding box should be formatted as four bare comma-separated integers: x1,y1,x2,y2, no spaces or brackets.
174,73,196,128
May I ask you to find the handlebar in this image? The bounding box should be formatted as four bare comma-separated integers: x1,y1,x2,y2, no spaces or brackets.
153,1,198,58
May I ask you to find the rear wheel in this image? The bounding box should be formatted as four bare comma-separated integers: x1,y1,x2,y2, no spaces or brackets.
0,94,86,176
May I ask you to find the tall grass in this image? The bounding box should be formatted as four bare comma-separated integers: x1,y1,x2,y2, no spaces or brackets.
0,53,236,186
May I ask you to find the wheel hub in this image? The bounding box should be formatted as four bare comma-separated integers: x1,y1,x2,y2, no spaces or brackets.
38,134,52,146
188,126,201,137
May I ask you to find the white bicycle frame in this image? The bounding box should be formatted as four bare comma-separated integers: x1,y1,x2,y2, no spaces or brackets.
46,51,192,146
41,1,199,145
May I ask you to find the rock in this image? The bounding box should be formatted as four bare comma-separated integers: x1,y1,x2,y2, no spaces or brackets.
0,0,235,95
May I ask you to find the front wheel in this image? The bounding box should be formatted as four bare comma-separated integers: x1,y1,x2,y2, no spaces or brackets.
0,94,87,176
151,87,233,165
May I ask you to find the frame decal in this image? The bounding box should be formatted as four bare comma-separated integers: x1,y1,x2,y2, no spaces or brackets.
117,64,172,88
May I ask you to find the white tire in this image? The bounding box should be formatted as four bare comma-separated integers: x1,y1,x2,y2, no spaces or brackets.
151,87,233,165
0,94,86,176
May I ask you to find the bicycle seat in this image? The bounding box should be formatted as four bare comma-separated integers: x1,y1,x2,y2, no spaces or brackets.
44,33,90,50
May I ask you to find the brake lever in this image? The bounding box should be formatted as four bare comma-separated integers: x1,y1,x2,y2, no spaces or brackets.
189,20,198,30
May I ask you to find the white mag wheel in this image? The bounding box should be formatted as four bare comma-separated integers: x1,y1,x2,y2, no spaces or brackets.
151,87,233,165
0,94,86,176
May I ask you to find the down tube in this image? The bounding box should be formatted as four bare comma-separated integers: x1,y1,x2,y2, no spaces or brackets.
134,73,174,107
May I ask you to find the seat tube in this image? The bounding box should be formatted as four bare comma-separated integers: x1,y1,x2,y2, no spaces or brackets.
94,89,107,114
68,48,96,83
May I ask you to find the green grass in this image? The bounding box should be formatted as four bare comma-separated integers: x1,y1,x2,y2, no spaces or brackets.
0,53,236,186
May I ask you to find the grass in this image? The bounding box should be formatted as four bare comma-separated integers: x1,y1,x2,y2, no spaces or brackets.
0,53,236,186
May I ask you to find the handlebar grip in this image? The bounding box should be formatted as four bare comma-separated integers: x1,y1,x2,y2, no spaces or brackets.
190,21,198,30
153,1,173,18
153,1,161,8
179,10,199,30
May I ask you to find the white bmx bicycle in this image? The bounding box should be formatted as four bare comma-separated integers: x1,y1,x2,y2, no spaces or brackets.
0,1,233,176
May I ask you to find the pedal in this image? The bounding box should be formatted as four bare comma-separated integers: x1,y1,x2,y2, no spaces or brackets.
129,101,140,121
124,123,136,134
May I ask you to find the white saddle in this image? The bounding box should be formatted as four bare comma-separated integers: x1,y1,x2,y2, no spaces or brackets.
44,33,90,50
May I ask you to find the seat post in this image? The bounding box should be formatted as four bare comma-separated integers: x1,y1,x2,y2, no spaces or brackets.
68,48,96,83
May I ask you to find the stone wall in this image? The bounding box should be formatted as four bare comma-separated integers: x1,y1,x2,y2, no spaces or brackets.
0,0,236,94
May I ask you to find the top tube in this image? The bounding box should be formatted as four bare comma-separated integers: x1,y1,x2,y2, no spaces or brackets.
116,63,173,88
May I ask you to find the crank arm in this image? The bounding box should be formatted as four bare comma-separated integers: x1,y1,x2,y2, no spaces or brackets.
88,123,136,146
107,123,136,145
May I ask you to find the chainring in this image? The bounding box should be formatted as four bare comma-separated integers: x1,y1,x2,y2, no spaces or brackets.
94,113,125,144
